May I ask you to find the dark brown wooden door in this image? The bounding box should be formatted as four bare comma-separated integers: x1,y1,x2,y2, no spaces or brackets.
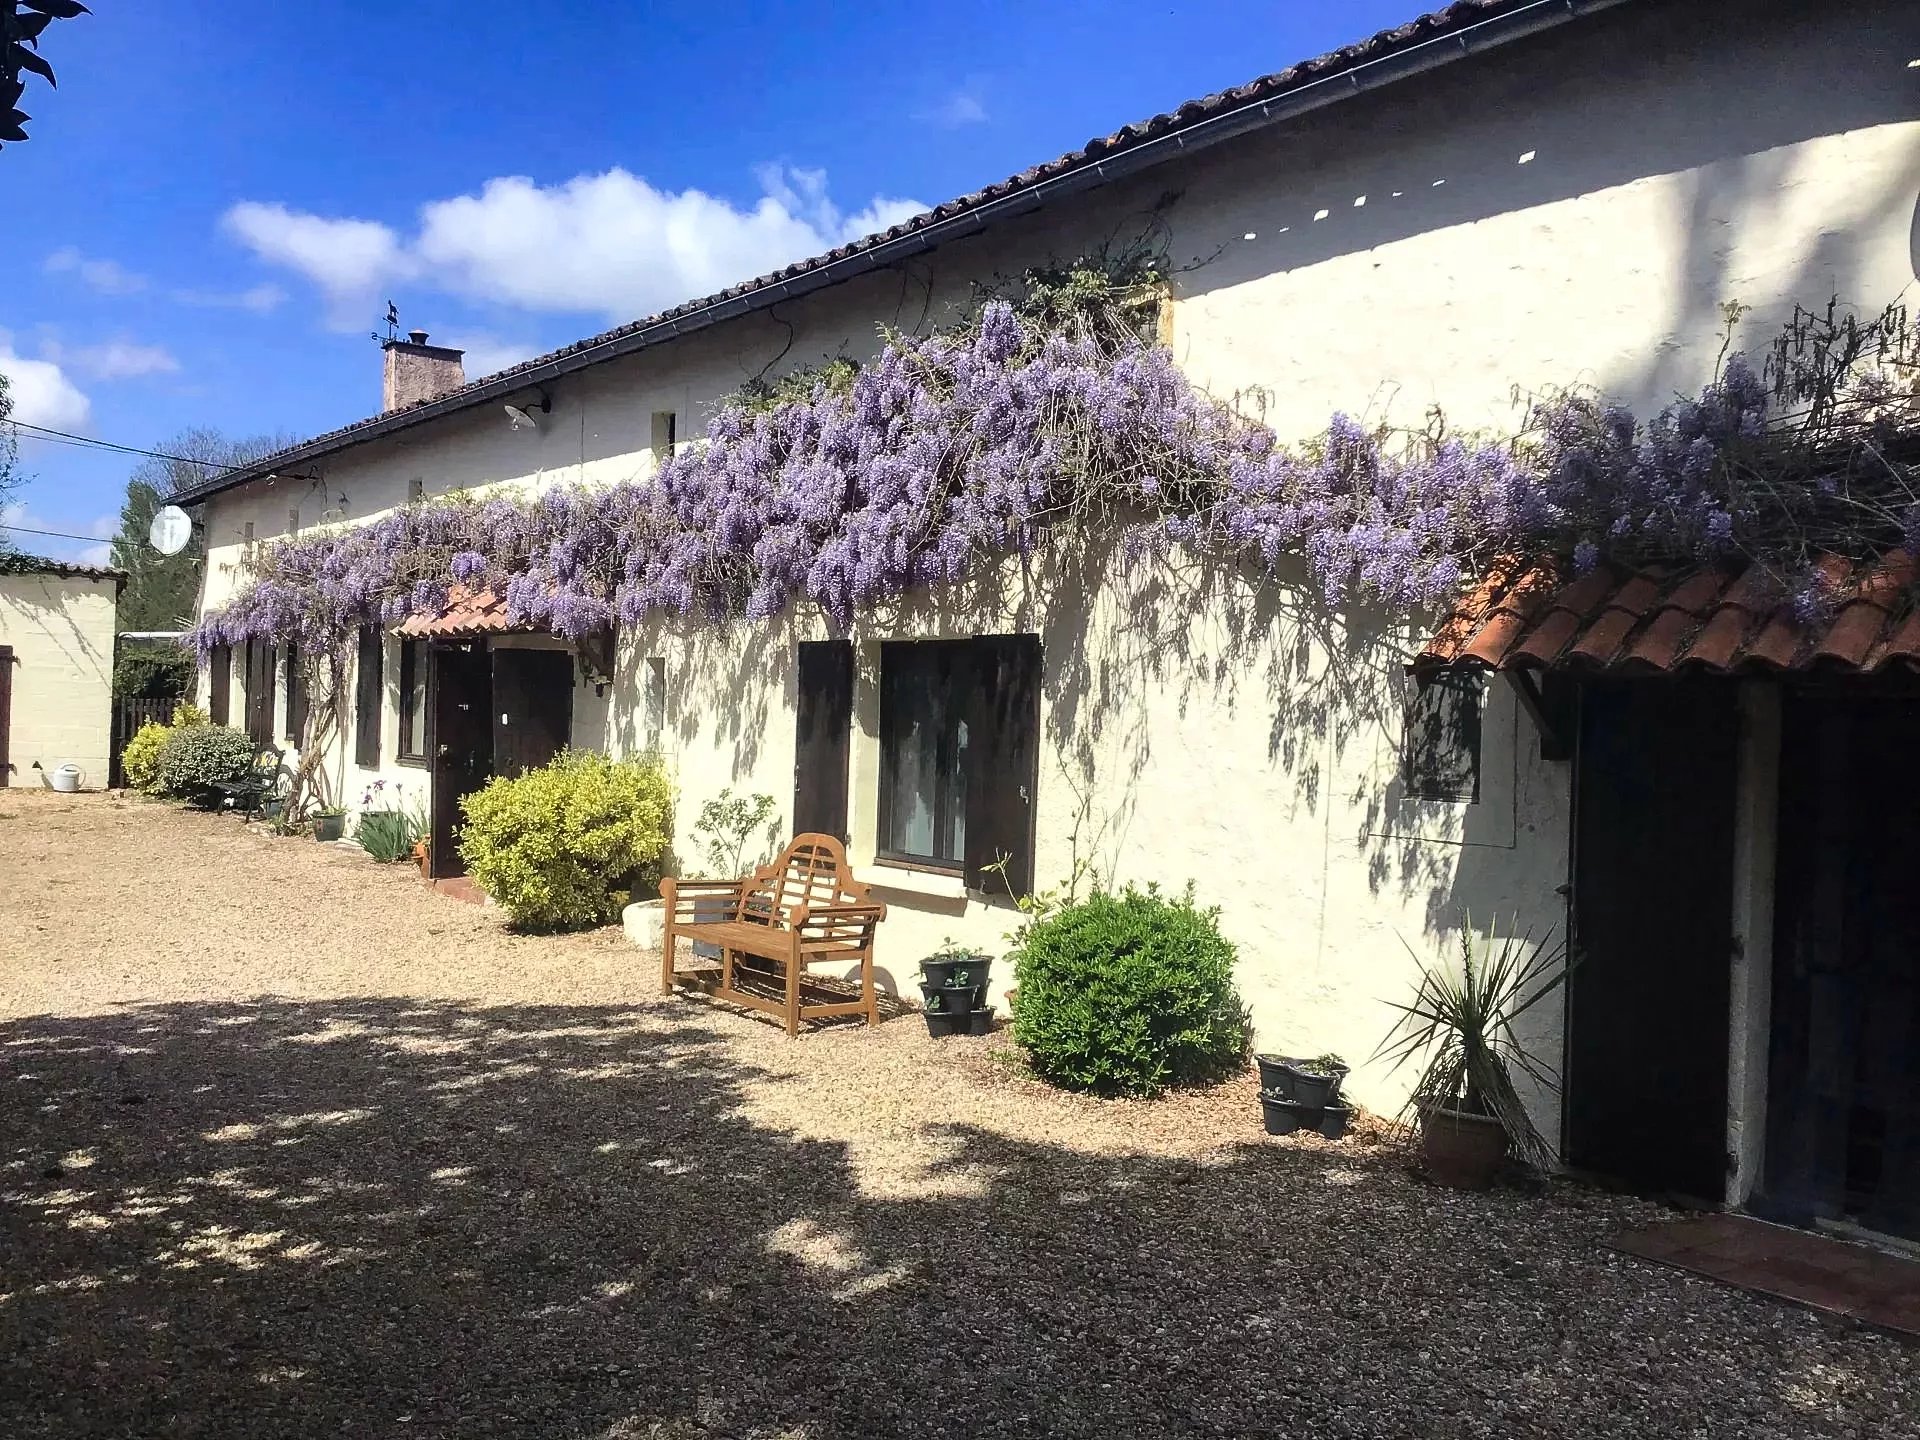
963,634,1042,897
793,640,853,840
0,644,12,788
1568,679,1737,1203
491,648,573,780
1765,691,1920,1242
428,642,492,879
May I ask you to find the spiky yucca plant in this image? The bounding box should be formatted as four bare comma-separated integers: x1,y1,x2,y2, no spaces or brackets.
1374,919,1571,1169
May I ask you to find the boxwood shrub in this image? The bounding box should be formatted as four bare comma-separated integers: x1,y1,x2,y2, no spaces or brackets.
1012,884,1248,1096
457,750,672,930
154,723,255,806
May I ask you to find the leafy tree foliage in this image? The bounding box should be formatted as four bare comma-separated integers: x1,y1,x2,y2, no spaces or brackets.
2,1,89,149
108,428,289,632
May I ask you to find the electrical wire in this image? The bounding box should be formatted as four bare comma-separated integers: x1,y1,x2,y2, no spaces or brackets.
0,521,118,546
7,421,272,476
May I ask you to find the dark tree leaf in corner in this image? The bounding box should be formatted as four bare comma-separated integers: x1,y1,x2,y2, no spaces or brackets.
22,2,92,20
10,44,55,86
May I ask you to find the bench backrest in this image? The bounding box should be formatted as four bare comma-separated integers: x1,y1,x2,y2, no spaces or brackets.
738,833,870,926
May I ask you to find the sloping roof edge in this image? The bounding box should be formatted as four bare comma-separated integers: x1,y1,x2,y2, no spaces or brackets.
0,553,128,589
177,0,1635,510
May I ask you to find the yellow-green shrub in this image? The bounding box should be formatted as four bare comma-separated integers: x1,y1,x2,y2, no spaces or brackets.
457,751,673,930
120,722,170,792
120,702,211,794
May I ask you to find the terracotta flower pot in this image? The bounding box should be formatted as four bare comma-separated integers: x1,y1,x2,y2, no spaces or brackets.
1419,1105,1509,1190
412,839,430,875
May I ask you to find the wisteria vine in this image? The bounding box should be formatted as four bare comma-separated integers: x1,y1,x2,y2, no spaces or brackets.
192,287,1920,663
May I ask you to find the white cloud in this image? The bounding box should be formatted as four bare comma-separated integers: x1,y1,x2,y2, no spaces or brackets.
0,502,116,567
916,87,988,128
39,337,181,382
224,165,927,327
439,332,540,380
0,335,91,432
171,282,286,314
43,246,147,296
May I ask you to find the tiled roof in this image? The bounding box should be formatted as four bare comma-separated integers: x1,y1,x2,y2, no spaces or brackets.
174,0,1622,508
1418,552,1920,676
393,585,527,639
0,552,127,586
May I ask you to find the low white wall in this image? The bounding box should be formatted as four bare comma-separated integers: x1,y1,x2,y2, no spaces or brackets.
0,572,118,790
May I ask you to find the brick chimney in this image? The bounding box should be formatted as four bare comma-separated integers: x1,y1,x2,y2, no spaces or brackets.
382,329,466,412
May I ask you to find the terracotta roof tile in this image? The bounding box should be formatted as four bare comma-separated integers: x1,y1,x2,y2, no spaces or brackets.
394,585,529,639
1415,548,1920,679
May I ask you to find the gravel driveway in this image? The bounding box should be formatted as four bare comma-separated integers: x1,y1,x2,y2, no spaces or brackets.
0,792,1913,1439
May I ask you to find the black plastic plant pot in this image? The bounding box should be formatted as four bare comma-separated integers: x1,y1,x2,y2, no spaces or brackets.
935,982,983,1015
1317,1103,1352,1141
1281,1063,1350,1109
966,1007,996,1036
922,954,994,991
1259,1092,1314,1136
1255,1054,1303,1096
311,813,346,843
925,1011,965,1038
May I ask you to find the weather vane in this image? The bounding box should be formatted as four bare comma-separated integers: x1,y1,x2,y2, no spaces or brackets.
372,301,399,345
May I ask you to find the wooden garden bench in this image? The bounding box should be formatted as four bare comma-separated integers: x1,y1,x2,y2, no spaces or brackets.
660,833,887,1034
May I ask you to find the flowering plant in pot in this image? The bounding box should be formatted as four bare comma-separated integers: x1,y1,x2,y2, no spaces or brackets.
1375,919,1569,1189
918,938,995,1037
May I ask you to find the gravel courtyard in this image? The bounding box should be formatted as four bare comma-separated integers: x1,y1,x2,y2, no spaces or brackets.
0,792,1913,1439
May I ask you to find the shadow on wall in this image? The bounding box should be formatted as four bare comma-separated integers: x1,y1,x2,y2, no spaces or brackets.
0,995,1893,1438
1177,0,1920,413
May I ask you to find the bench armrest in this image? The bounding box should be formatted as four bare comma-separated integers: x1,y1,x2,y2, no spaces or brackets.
660,877,746,923
792,900,888,938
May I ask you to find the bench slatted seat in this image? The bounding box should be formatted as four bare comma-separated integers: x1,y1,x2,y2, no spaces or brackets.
660,833,887,1034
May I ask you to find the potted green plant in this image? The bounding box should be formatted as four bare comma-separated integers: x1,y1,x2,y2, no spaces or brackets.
1255,1052,1350,1107
309,806,348,843
1375,918,1570,1190
918,939,995,1037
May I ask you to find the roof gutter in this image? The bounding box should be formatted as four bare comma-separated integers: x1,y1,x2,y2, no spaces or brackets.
179,0,1633,508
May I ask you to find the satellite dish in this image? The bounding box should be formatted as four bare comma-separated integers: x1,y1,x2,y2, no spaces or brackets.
149,505,193,556
504,403,540,432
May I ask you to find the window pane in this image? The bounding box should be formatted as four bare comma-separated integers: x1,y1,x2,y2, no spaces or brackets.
400,640,428,759
880,643,967,864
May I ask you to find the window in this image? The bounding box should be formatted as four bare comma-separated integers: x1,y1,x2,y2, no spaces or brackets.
650,410,677,464
1402,672,1484,803
407,475,424,503
287,505,301,535
354,626,383,768
876,634,1041,892
398,639,428,764
879,642,971,869
206,643,231,726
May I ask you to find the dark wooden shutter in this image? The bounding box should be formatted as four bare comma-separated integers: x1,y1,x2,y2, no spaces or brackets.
793,640,854,840
284,644,309,743
354,626,383,768
207,644,231,726
963,633,1042,896
245,640,275,745
0,645,12,788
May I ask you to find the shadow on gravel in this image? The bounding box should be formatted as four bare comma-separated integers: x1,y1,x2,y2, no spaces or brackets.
0,999,1903,1439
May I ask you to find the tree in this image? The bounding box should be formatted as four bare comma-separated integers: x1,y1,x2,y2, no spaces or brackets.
109,428,290,632
3,2,88,149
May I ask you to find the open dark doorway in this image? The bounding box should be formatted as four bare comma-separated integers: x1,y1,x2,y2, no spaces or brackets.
1765,688,1920,1243
492,648,573,780
427,642,491,880
1567,680,1737,1203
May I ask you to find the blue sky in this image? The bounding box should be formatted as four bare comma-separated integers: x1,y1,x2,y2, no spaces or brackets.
1,0,1417,564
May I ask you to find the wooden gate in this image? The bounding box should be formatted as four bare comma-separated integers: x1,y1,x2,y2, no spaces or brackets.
108,696,174,788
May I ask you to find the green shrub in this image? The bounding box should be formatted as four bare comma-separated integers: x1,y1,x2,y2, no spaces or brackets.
457,750,673,930
122,702,213,794
120,721,170,793
154,724,256,806
112,647,195,699
1012,884,1249,1097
